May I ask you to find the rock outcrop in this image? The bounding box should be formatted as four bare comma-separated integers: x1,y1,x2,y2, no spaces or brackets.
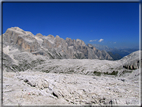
120,51,141,70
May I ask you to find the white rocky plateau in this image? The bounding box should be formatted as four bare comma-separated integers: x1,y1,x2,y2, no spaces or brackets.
2,50,141,106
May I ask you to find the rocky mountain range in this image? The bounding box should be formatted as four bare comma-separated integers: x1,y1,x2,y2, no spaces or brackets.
3,27,113,60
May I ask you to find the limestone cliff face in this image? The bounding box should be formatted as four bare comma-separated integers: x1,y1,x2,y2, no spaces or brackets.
3,27,113,60
3,27,40,53
42,39,53,49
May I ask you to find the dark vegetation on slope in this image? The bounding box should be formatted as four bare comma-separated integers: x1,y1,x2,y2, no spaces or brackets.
107,52,122,60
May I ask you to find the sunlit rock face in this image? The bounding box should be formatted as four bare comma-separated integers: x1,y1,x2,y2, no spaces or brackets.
3,27,113,60
3,27,40,53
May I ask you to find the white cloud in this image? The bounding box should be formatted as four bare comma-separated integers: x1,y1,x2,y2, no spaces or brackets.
98,39,103,42
114,42,116,44
89,39,97,42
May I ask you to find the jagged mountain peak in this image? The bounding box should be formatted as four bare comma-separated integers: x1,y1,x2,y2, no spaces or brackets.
6,27,24,34
66,37,73,41
35,33,43,37
76,39,83,43
55,35,60,38
76,38,82,41
6,27,34,37
66,37,72,40
47,34,54,38
10,27,24,31
76,39,86,46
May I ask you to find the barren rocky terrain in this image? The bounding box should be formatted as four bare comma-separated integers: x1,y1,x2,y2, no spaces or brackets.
1,27,141,106
3,69,140,106
2,49,141,106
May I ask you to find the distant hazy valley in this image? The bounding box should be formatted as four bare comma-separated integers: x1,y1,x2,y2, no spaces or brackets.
1,27,141,106
92,44,139,60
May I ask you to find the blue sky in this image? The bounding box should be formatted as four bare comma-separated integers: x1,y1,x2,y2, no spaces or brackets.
3,3,139,49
